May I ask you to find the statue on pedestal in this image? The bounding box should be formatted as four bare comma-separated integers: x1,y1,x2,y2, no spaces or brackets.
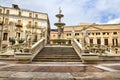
82,27,87,47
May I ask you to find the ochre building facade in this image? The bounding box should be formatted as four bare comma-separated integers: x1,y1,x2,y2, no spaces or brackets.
50,23,120,47
0,4,50,46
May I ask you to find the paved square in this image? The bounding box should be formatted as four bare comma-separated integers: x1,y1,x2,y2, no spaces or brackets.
0,62,120,80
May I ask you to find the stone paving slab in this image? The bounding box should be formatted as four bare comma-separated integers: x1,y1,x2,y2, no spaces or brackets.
104,65,120,70
11,72,73,78
0,66,105,72
0,62,120,80
0,65,39,72
1,78,32,80
0,78,75,80
71,72,120,78
0,63,6,66
0,72,120,80
95,64,120,72
0,71,15,78
1,78,120,80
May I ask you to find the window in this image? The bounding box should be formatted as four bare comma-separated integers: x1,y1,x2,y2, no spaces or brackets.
16,32,20,38
112,38,118,46
28,21,32,27
29,13,32,18
104,39,108,45
75,33,79,36
3,33,8,40
103,32,109,35
96,32,100,35
5,18,9,25
97,38,101,45
19,11,21,16
92,33,94,35
66,33,71,36
35,14,38,18
77,39,79,42
68,40,71,44
103,32,105,35
0,9,2,14
6,10,9,14
88,32,94,35
35,22,38,27
115,39,118,46
53,35,55,37
18,33,20,38
113,32,117,35
18,20,22,25
88,33,90,35
90,39,93,44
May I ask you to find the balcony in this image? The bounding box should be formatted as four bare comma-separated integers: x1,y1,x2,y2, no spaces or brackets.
15,23,23,28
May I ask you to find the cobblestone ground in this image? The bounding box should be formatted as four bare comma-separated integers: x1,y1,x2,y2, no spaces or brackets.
0,62,120,80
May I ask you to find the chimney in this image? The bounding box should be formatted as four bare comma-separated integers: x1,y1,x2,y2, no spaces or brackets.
12,4,20,9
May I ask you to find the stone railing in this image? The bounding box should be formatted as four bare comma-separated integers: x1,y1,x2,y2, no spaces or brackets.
14,38,45,62
30,38,45,61
72,39,99,63
72,39,84,62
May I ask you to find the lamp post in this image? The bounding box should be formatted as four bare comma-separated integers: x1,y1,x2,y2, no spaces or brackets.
0,7,5,53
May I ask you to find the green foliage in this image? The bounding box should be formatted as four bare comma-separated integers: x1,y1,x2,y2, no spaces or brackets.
9,38,15,45
17,38,24,44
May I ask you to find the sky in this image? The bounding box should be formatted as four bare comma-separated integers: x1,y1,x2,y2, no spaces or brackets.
0,0,120,29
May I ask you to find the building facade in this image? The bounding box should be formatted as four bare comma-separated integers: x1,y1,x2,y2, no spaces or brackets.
0,4,50,46
50,23,120,47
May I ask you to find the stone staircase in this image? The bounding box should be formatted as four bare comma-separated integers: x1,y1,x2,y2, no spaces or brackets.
33,46,81,62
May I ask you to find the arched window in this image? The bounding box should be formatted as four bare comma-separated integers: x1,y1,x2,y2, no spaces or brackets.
35,22,38,27
5,18,9,25
6,10,9,15
28,21,32,27
18,20,22,25
29,13,32,18
35,14,38,18
19,11,21,16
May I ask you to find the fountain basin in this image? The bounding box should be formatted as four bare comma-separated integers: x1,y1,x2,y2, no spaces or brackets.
54,22,65,27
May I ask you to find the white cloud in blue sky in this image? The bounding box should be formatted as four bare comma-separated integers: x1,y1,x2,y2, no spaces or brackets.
0,0,120,28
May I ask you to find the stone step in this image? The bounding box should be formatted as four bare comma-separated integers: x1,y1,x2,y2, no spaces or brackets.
35,55,79,57
33,46,81,62
40,47,76,53
35,57,80,59
33,59,81,62
39,52,76,54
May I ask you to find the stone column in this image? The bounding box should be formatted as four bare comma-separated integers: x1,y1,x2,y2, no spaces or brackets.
101,37,104,45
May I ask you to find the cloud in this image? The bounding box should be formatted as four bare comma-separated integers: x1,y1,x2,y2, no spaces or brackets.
0,0,120,28
107,18,120,24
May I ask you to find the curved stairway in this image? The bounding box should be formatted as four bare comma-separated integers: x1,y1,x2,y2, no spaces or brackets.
32,46,81,62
